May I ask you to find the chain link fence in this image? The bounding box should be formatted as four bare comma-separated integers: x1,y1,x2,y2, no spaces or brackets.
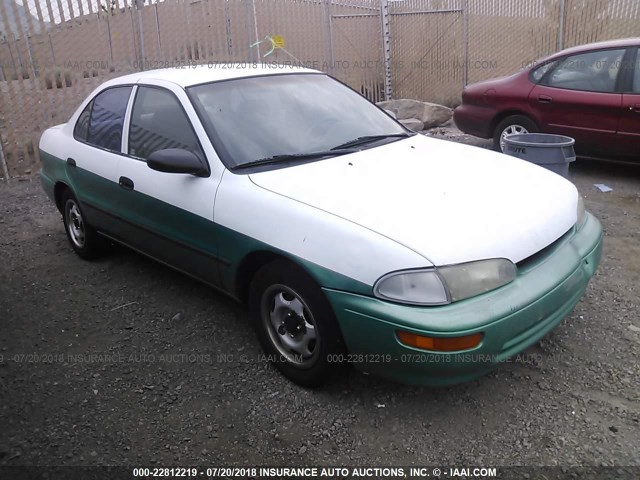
1,0,639,180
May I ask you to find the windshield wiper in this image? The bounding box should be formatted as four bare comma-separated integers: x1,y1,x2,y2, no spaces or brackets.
233,148,358,170
330,132,413,150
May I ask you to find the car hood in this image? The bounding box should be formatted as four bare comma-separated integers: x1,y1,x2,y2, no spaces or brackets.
249,135,579,266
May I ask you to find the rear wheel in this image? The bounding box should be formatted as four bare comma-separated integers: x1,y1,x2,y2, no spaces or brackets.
249,260,345,387
493,115,538,152
61,190,109,260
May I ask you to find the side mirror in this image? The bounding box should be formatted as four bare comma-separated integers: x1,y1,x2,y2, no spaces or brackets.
147,148,208,177
384,109,397,119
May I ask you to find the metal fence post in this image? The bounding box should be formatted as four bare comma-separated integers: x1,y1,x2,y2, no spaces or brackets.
48,33,56,65
0,140,9,183
135,0,145,70
129,7,139,67
380,0,392,100
557,0,566,51
25,34,37,79
154,3,162,59
324,0,335,75
102,11,114,63
245,0,260,62
12,34,24,76
462,0,468,87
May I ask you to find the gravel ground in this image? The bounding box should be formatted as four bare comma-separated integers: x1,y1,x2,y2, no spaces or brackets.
0,129,639,468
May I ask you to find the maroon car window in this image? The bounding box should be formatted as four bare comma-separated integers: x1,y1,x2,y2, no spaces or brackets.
633,50,640,93
543,49,625,93
531,61,557,83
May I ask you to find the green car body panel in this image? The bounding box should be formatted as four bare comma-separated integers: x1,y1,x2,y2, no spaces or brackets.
41,152,372,299
324,212,602,386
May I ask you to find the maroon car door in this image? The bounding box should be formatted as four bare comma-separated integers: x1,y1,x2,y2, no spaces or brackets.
528,48,625,157
618,49,640,159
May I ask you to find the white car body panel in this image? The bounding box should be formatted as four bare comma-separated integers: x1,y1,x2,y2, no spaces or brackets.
249,134,579,266
41,123,123,185
215,172,432,286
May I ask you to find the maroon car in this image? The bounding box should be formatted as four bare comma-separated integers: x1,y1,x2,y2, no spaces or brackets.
453,38,640,161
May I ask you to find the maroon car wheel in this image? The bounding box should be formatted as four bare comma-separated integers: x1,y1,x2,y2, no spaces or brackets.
493,115,539,152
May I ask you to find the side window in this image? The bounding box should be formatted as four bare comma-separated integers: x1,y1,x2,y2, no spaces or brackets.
86,86,132,152
530,61,557,83
543,49,625,93
128,87,204,161
633,50,640,93
74,101,92,141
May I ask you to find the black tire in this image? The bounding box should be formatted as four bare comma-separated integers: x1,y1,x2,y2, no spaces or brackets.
493,115,539,152
61,190,109,260
249,260,346,387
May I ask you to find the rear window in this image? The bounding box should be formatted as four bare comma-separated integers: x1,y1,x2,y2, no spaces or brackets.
541,49,625,93
633,49,640,93
85,86,132,152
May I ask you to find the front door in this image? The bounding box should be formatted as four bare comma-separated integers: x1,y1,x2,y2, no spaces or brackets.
529,48,625,157
618,48,640,160
115,83,224,287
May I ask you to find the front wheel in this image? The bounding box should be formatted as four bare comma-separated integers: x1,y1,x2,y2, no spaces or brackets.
493,115,538,152
249,260,346,387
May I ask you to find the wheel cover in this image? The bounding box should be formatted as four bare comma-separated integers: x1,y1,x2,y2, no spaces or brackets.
65,200,85,248
500,124,529,152
260,284,320,368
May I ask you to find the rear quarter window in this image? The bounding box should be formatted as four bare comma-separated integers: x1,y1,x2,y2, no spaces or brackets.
73,102,92,141
530,61,557,83
541,49,625,93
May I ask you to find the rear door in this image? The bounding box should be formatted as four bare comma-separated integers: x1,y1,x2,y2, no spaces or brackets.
67,85,133,234
529,48,625,157
618,47,640,159
116,81,225,287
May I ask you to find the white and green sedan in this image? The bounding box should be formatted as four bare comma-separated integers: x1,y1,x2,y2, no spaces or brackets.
40,65,603,387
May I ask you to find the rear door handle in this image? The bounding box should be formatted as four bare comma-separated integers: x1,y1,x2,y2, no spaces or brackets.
629,104,640,113
66,157,76,167
538,95,553,104
119,176,134,190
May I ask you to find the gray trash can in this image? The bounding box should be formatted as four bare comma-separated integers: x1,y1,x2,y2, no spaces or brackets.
502,133,576,178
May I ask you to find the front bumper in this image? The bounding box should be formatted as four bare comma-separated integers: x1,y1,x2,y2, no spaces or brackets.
324,212,603,386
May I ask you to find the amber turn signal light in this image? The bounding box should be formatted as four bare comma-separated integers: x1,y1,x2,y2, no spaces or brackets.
397,331,483,352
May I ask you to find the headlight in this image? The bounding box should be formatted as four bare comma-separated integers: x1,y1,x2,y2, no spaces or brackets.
576,195,586,228
438,258,517,302
374,270,449,305
374,258,517,306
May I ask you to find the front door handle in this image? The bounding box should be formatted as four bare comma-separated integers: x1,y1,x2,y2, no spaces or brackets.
538,95,553,104
66,158,76,167
629,104,640,113
119,176,134,190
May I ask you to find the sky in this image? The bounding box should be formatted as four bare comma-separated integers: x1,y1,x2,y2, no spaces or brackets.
9,0,153,26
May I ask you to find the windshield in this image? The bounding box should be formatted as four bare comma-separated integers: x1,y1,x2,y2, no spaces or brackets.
187,73,407,168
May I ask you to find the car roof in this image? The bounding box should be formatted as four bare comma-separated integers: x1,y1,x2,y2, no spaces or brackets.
106,64,320,88
552,37,640,58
